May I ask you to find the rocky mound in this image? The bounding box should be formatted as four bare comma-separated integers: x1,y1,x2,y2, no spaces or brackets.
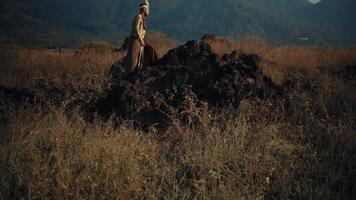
333,65,356,81
95,40,282,128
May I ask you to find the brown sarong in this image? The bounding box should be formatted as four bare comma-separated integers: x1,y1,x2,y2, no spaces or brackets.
125,37,159,73
125,37,142,73
143,42,159,67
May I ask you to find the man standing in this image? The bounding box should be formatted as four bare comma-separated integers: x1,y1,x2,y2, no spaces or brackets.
125,0,158,73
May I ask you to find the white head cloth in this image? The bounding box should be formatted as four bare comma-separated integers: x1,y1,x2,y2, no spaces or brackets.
140,0,150,9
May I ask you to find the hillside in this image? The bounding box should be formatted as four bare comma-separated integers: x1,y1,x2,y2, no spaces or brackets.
0,0,355,47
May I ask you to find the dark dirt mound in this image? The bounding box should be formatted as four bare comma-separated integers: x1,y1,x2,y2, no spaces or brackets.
333,65,356,81
95,40,282,129
0,79,106,111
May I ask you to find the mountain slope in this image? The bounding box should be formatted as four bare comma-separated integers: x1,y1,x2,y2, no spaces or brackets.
147,0,316,41
0,0,355,47
310,0,356,32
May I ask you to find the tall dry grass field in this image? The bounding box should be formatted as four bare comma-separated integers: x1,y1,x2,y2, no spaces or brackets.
0,47,124,89
239,40,356,83
0,37,355,199
205,37,356,83
0,34,176,89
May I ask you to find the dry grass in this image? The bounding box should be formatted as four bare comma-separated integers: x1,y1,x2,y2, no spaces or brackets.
1,79,355,199
2,36,354,89
146,31,177,58
0,33,176,89
0,36,355,199
205,37,356,84
261,45,356,83
0,47,124,88
0,106,161,199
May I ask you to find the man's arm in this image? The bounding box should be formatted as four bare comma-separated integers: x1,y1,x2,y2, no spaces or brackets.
134,15,145,46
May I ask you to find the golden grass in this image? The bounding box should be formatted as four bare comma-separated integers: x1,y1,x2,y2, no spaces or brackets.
2,36,354,89
1,81,355,199
205,37,356,84
0,106,161,199
0,47,123,88
0,33,176,89
146,31,177,58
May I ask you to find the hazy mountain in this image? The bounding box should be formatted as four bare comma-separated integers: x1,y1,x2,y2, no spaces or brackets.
0,0,355,47
309,0,356,32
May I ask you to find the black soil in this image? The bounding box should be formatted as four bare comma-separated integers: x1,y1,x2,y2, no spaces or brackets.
94,40,282,128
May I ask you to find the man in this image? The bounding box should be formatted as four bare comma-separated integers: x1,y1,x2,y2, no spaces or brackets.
125,0,158,73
